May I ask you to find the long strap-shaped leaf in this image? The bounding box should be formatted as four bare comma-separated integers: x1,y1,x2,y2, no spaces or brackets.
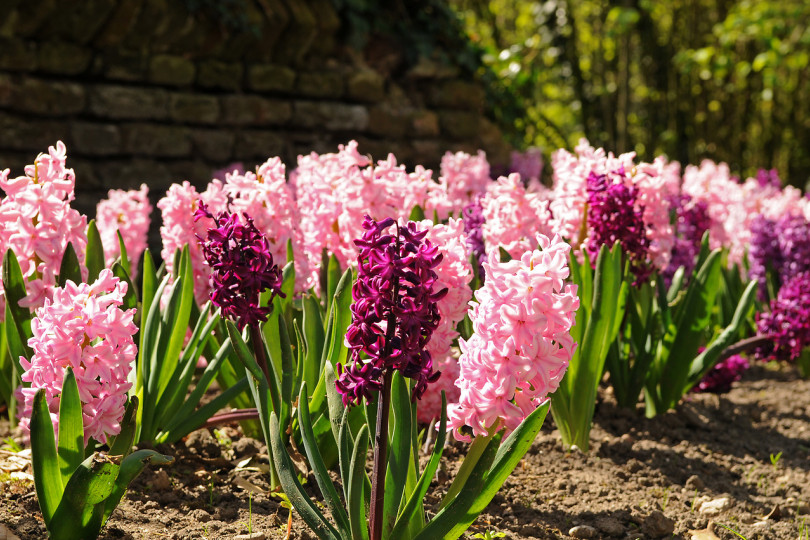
298,382,352,539
3,249,33,362
268,412,341,540
57,242,83,287
85,220,105,283
48,453,119,540
382,372,412,539
390,392,448,539
348,424,370,540
413,403,549,540
31,389,63,526
57,368,84,488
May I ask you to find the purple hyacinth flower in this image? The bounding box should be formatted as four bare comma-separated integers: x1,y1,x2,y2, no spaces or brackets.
585,169,651,282
196,203,285,330
663,194,711,285
336,216,447,406
692,354,749,394
755,272,810,362
462,194,486,273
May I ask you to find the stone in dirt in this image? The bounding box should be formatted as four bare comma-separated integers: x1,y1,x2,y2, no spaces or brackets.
185,428,221,458
594,516,624,536
233,533,265,540
150,469,172,491
698,497,731,515
641,510,675,538
685,474,705,491
568,524,598,538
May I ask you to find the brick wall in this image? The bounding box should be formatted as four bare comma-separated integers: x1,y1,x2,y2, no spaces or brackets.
0,0,510,224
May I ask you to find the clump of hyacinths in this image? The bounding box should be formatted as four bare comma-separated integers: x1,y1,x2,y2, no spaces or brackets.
18,269,171,540
756,272,810,376
692,354,749,394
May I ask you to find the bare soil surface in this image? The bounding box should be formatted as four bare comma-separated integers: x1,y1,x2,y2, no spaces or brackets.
2,362,809,540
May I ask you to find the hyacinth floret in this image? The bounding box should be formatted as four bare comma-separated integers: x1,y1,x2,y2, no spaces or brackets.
195,204,284,330
664,194,711,284
585,169,650,281
755,272,810,363
16,269,137,445
336,216,447,406
692,354,749,394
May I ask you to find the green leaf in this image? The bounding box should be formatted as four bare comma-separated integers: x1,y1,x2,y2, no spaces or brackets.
297,383,351,538
111,262,138,312
107,397,138,458
30,389,63,525
276,316,295,435
48,453,119,540
157,247,194,398
409,205,426,221
348,424,370,540
57,368,84,488
227,321,281,415
302,295,325,392
498,246,512,262
58,242,83,287
383,372,412,538
268,412,341,540
391,392,447,539
116,230,131,277
102,450,173,525
157,379,249,444
85,220,106,283
324,362,345,450
325,254,342,317
416,403,549,540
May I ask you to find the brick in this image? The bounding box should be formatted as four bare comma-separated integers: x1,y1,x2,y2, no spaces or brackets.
247,64,296,93
296,72,344,98
189,129,235,162
89,85,168,120
197,60,243,91
121,123,191,157
94,159,173,191
410,110,440,137
429,80,485,111
367,106,408,138
221,96,291,126
169,94,220,124
166,161,215,187
293,101,368,131
0,38,37,71
102,50,148,82
438,110,480,140
347,70,385,103
2,77,86,116
94,0,145,48
149,55,196,86
0,112,70,151
235,130,287,159
37,41,93,75
71,122,121,156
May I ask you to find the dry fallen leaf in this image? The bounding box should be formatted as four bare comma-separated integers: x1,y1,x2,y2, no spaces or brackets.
233,475,266,494
0,523,22,540
689,527,720,540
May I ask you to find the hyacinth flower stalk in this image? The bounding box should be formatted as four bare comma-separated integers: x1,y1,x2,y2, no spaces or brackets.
755,272,810,377
18,270,171,540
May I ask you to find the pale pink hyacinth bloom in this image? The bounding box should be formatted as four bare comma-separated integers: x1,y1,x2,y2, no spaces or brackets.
434,150,491,218
157,180,228,305
95,184,152,271
447,234,580,441
481,173,554,260
225,157,313,291
416,218,473,423
17,269,137,445
681,160,744,258
290,141,372,286
0,142,88,312
629,157,676,271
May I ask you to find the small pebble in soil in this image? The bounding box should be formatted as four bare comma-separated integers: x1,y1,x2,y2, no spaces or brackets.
150,469,172,491
641,510,675,538
698,497,730,515
233,533,265,540
188,508,211,523
685,474,705,491
185,428,221,458
234,437,263,458
568,525,598,538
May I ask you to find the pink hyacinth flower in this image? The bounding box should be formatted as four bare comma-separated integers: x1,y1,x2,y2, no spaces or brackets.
446,234,580,441
17,269,138,445
95,184,152,273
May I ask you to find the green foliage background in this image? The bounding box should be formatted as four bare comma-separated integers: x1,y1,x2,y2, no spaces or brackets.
451,0,810,186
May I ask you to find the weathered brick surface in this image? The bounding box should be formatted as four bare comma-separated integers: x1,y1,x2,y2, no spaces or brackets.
0,0,511,216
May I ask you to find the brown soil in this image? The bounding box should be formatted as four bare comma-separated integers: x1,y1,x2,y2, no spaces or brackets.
2,362,809,540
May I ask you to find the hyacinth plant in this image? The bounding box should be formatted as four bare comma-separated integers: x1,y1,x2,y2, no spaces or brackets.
260,218,579,540
19,270,171,540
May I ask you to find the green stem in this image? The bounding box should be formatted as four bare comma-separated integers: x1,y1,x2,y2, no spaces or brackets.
437,421,499,510
369,370,393,540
